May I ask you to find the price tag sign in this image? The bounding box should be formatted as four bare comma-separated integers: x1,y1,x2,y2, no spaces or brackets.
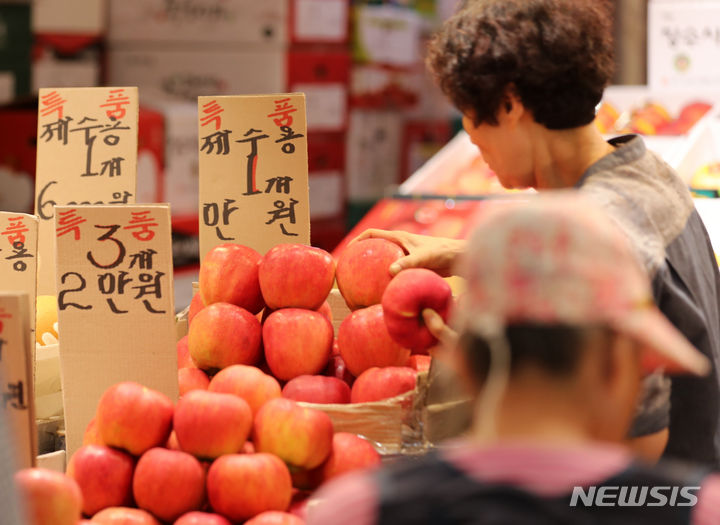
55,204,177,456
0,213,38,342
0,292,36,470
35,87,138,295
198,94,310,260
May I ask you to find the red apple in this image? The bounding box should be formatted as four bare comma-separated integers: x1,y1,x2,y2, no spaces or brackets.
207,453,292,522
245,511,304,525
407,354,432,373
282,375,350,404
208,364,281,416
189,302,262,370
336,238,405,309
67,445,134,516
177,335,195,369
288,491,310,520
178,368,210,396
14,468,82,525
381,268,452,351
96,382,174,456
174,390,253,459
320,432,381,481
83,418,104,446
133,448,205,523
91,507,160,524
337,305,411,377
263,309,333,381
188,293,205,325
351,367,417,403
324,354,355,386
258,244,335,310
167,431,181,451
253,398,333,469
317,300,332,324
174,512,231,525
199,243,264,314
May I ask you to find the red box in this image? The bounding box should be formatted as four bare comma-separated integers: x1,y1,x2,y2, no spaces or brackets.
137,106,165,205
289,0,349,45
0,106,37,214
288,50,350,132
400,121,453,182
308,132,346,221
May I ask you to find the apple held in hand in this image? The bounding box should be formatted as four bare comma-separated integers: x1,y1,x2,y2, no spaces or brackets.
207,453,292,522
253,398,334,470
264,309,333,381
133,448,206,523
381,268,452,351
259,244,335,310
245,511,305,525
174,512,232,525
14,468,82,525
178,368,210,396
282,375,351,404
336,238,405,310
174,390,253,459
351,367,417,403
338,304,410,377
91,507,160,524
208,364,281,416
189,302,262,370
200,243,264,314
67,445,135,516
96,382,174,456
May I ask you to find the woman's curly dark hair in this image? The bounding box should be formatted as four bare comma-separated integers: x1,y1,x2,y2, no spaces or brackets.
427,0,615,129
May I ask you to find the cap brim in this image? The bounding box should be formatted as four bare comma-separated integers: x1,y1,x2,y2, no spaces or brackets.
612,308,710,376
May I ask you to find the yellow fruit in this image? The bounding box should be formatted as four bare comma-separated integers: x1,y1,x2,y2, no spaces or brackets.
36,295,58,345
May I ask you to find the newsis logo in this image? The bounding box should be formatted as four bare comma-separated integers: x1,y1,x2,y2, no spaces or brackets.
570,486,701,507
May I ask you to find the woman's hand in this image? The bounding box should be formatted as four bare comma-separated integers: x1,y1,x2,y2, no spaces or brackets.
350,229,467,277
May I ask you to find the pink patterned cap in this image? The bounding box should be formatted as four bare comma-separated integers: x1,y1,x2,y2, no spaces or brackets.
453,192,709,375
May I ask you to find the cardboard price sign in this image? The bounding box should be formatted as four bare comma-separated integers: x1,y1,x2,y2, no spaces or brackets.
54,204,177,456
198,94,310,259
0,213,38,343
35,87,138,295
0,292,36,470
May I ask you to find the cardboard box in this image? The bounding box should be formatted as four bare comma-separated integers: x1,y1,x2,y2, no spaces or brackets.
648,0,720,88
107,45,287,104
308,133,345,219
290,0,349,44
107,0,287,46
138,106,165,205
33,0,105,36
288,50,350,132
0,106,37,214
352,5,423,67
32,47,101,93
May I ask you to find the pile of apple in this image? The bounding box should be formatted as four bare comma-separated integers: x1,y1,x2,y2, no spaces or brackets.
178,239,452,409
16,380,382,525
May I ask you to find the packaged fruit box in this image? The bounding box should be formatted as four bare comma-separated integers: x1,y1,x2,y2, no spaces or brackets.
674,115,720,197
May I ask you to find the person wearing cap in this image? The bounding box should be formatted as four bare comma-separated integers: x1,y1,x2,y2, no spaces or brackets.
356,0,720,466
308,194,720,525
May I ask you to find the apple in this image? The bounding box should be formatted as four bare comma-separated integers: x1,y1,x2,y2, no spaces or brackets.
167,431,181,451
177,335,195,369
83,418,104,446
324,354,355,387
188,293,205,325
317,300,332,324
199,243,264,314
351,367,417,403
337,304,410,377
174,390,253,459
288,491,310,520
174,512,232,525
320,432,381,481
407,355,432,373
208,364,281,416
14,468,82,525
67,445,134,516
336,238,405,309
263,309,333,381
253,398,333,470
381,268,452,351
282,375,350,404
258,244,335,310
133,448,205,523
206,453,292,522
189,302,262,370
91,507,160,524
96,382,174,456
245,511,305,525
178,368,210,396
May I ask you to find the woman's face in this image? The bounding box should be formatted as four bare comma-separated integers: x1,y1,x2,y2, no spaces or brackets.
462,111,535,190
